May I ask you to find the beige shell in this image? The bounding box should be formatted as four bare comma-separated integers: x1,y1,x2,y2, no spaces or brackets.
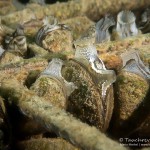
62,59,114,132
111,51,150,137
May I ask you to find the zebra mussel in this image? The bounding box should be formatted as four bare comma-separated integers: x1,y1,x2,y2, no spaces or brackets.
4,24,27,56
35,16,72,53
139,8,150,33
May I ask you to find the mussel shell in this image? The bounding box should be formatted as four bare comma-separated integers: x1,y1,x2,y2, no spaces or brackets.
42,30,73,53
0,51,23,66
127,89,150,138
62,59,114,132
136,112,150,138
116,11,138,38
15,115,46,138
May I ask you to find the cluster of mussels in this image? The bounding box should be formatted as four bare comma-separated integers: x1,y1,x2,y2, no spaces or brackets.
0,4,149,150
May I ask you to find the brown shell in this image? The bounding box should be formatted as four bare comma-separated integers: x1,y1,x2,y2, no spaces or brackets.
62,59,114,132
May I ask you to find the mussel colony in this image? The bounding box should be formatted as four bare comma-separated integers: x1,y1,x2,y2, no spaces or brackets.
0,0,150,150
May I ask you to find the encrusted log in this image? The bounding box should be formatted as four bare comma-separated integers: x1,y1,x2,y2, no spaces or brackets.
0,79,127,150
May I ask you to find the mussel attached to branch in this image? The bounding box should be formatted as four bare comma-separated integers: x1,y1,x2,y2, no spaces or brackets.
35,16,73,53
112,51,150,137
31,58,77,109
116,11,139,39
62,44,116,132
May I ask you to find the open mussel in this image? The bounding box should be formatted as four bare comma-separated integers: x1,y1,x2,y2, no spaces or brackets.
31,58,77,109
35,16,73,53
62,44,116,132
112,51,150,137
116,10,138,39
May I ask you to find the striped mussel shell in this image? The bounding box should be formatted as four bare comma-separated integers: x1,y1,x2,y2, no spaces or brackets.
4,24,27,56
121,51,150,80
61,44,116,132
